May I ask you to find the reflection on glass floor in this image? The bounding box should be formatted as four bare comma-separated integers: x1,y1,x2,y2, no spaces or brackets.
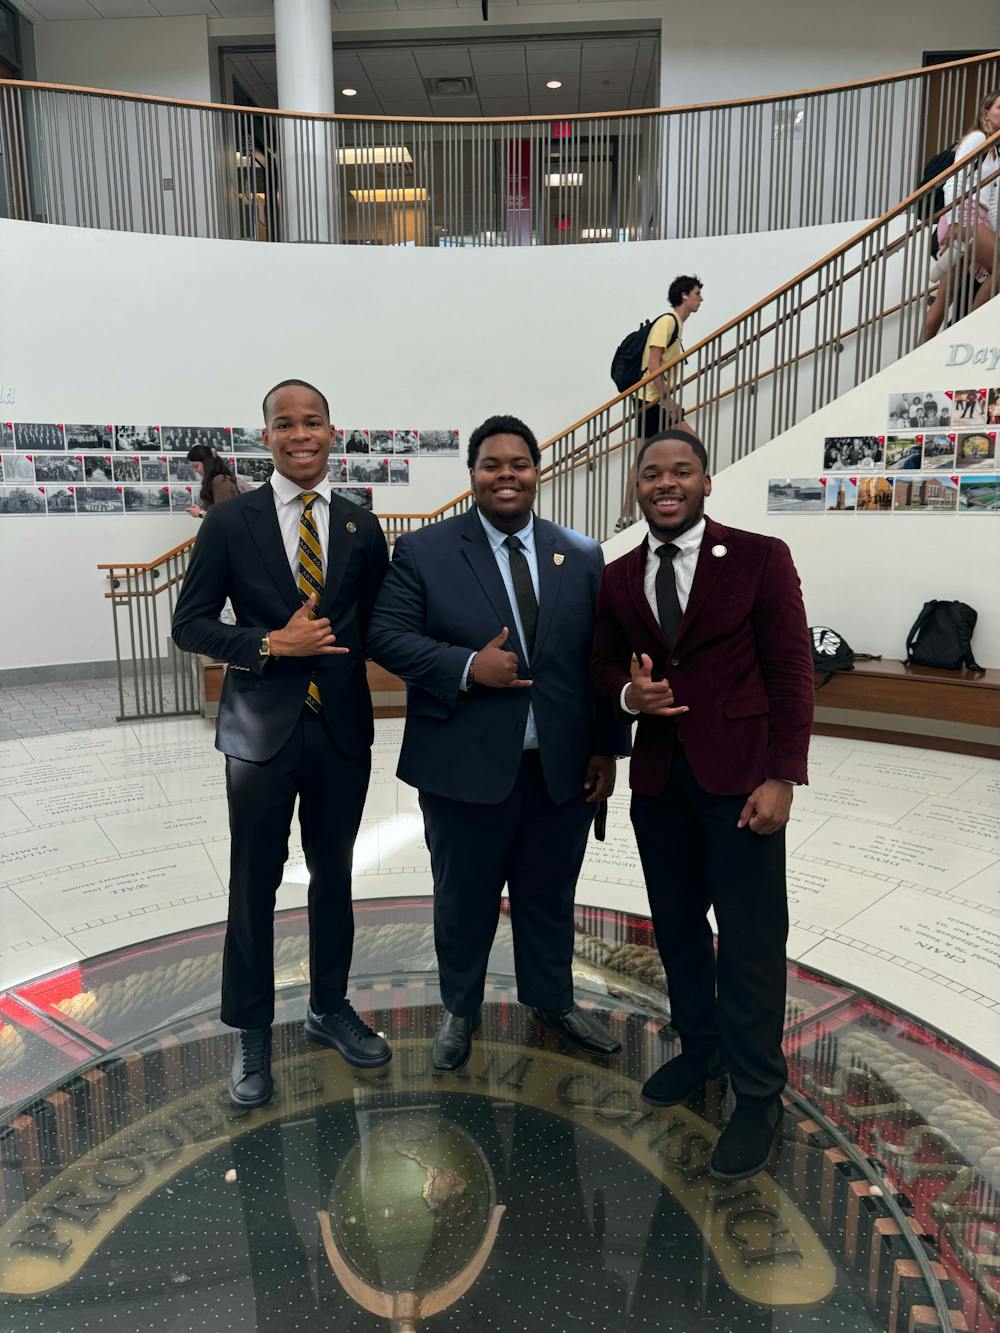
0,901,997,1333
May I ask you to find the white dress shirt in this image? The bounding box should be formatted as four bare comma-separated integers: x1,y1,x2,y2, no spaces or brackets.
621,517,705,715
461,509,539,750
269,470,332,579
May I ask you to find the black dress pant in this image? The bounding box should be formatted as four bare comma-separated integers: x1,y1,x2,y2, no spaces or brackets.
630,747,788,1103
420,752,594,1016
221,709,371,1030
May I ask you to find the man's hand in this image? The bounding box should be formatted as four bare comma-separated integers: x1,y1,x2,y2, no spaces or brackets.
662,397,683,424
737,779,793,835
624,655,689,717
470,628,532,689
584,755,616,803
268,593,349,658
186,505,206,519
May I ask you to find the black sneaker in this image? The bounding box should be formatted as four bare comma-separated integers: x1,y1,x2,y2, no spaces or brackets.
641,1049,726,1106
432,1009,481,1073
304,1000,392,1068
710,1100,784,1181
229,1027,273,1108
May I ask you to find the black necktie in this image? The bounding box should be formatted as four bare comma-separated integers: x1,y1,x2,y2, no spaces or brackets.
504,534,538,659
655,543,683,644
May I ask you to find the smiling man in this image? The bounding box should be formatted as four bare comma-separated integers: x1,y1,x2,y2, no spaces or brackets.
591,426,814,1181
172,379,392,1109
367,414,630,1072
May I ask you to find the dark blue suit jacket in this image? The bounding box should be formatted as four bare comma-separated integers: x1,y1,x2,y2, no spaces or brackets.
366,506,629,805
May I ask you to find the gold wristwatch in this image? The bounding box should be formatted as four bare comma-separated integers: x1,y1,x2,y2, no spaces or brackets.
259,634,271,661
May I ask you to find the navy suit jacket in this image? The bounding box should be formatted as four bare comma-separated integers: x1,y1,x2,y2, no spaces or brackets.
366,506,630,806
171,485,388,763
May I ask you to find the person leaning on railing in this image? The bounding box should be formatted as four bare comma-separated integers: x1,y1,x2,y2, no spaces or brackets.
924,89,1000,341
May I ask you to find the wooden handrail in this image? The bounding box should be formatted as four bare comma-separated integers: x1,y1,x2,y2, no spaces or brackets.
4,50,997,124
97,537,195,572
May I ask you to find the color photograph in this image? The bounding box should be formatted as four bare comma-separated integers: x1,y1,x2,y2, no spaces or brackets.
954,432,997,471
948,388,987,428
891,475,958,512
884,434,923,470
856,476,893,511
920,434,955,470
887,392,950,430
766,478,825,513
958,474,1000,512
988,388,1000,427
115,425,160,452
13,423,65,452
824,476,857,511
65,424,114,450
822,437,883,470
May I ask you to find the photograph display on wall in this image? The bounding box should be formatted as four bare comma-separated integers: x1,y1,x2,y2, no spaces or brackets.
370,429,394,453
340,429,370,455
124,485,171,514
83,455,114,482
14,423,65,452
954,431,997,471
141,456,169,482
113,457,142,483
766,478,825,513
0,423,12,449
45,486,76,514
920,434,955,469
958,474,1000,511
167,456,198,484
389,458,410,485
334,486,373,510
170,486,194,513
65,424,114,451
327,457,348,484
394,430,419,454
822,436,884,470
1,454,34,483
236,458,274,483
884,435,923,470
161,426,230,454
115,425,160,452
856,476,893,511
76,486,124,515
988,389,1000,426
891,475,959,512
34,454,83,483
887,392,951,430
948,388,987,427
824,476,857,511
231,426,267,454
419,429,461,456
350,458,389,486
0,487,45,514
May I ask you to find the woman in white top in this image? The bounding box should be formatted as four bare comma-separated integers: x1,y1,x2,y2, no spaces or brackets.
924,89,1000,340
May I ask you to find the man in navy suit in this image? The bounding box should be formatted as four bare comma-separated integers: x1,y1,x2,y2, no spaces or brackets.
367,415,630,1071
172,380,392,1108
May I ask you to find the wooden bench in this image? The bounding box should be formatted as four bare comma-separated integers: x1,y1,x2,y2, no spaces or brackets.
813,659,1000,758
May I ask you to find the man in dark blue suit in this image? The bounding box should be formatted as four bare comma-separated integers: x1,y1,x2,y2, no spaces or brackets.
367,415,630,1071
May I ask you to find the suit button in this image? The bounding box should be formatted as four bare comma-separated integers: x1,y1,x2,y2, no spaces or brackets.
516,724,524,733
670,659,680,667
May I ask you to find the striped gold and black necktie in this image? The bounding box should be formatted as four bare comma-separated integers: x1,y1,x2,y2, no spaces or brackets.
298,491,324,712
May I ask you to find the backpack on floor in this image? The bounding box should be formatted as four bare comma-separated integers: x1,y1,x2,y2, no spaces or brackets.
610,311,679,392
809,626,857,687
905,600,982,671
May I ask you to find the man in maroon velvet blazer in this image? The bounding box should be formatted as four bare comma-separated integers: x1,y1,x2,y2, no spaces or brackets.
591,426,813,1182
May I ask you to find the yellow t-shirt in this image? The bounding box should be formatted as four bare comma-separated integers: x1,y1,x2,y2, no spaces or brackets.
639,312,683,403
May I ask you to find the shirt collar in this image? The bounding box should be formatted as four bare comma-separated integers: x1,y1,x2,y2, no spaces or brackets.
647,515,706,559
477,507,535,554
269,469,333,507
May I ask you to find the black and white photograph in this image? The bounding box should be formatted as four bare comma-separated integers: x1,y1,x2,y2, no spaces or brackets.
394,429,419,454
113,456,142,483
1,454,34,483
124,485,171,514
955,431,997,471
65,424,114,451
333,486,373,511
349,457,389,486
236,457,274,483
161,426,230,454
170,486,195,513
887,392,951,430
885,434,924,470
34,454,84,484
0,423,12,449
822,436,884,471
341,428,370,455
115,425,160,452
230,426,267,454
370,429,395,454
949,388,987,428
75,486,124,515
327,456,348,483
0,486,46,515
141,455,169,482
824,476,857,512
168,456,198,484
766,478,825,513
921,434,956,470
14,423,65,452
418,429,461,456
45,486,76,515
83,455,114,482
389,458,410,486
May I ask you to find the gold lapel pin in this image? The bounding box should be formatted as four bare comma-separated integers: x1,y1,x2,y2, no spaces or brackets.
553,553,565,566
711,544,727,557
346,520,357,533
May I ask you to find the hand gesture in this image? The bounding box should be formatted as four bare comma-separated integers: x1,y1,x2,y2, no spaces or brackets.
624,655,689,717
268,594,349,658
737,779,793,836
471,628,532,689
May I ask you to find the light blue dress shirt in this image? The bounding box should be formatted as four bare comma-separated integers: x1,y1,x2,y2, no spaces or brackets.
461,508,539,750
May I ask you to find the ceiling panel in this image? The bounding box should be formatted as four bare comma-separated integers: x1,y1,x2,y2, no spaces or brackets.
527,93,579,115
379,100,433,116
333,52,367,78
214,0,270,12
580,41,638,72
395,0,459,8
524,43,581,74
413,46,473,77
27,0,100,16
150,0,219,14
586,70,632,95
469,46,527,76
360,49,422,78
479,96,532,116
331,0,398,12
92,0,160,15
428,93,482,116
475,74,528,98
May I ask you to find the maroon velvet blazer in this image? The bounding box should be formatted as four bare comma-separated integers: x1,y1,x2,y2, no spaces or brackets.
591,516,814,797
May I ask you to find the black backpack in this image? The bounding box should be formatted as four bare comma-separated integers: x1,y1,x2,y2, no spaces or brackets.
919,146,956,257
610,311,679,393
905,600,982,671
809,626,857,687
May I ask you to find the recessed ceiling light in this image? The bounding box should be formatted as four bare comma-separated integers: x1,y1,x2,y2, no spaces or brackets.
546,80,562,90
341,87,358,97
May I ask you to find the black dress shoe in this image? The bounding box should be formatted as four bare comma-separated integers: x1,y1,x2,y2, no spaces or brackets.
304,1000,392,1069
532,1005,622,1056
641,1048,726,1107
432,1009,481,1073
710,1100,784,1181
229,1027,273,1108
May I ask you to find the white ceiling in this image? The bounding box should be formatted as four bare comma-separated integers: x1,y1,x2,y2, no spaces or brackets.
12,0,602,22
229,35,659,115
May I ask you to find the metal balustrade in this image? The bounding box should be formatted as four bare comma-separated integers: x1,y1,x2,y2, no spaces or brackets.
4,51,998,246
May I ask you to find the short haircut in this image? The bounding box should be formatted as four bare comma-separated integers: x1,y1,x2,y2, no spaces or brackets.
467,414,541,469
262,379,330,424
636,427,709,473
669,275,702,308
